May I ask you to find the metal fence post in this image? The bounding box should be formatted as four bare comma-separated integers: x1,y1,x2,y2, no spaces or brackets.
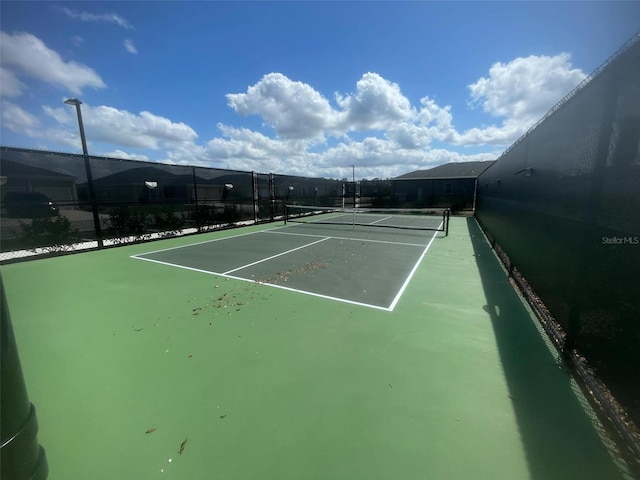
269,174,275,221
192,167,200,231
252,172,258,223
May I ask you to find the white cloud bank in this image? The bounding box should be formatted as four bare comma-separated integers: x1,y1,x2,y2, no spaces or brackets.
0,31,587,178
39,104,198,152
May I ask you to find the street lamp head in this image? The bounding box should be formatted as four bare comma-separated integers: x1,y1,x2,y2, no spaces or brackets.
64,98,82,106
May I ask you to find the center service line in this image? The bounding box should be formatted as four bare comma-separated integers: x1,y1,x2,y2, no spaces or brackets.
223,236,331,275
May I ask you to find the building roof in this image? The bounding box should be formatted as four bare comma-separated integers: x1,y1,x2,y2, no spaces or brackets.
394,160,495,180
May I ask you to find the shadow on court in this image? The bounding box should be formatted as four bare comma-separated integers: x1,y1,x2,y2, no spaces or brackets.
466,217,627,480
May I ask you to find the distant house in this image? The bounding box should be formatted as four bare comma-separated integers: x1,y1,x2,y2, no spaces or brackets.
392,160,495,211
0,158,78,204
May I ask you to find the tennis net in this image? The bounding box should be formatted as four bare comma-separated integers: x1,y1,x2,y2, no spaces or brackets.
284,205,450,235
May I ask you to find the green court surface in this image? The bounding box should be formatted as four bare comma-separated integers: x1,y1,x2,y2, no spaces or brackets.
1,217,632,479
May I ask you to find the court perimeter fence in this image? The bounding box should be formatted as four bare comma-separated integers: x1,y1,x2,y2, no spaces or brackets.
0,147,350,256
475,33,640,463
1,147,454,259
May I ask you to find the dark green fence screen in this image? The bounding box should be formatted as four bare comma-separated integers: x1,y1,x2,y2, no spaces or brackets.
0,148,349,256
476,34,640,428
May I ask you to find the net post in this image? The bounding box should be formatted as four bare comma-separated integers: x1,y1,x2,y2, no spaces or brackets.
284,204,288,225
445,209,450,236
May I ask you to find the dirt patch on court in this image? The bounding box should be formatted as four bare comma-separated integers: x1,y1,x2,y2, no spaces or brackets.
258,258,328,285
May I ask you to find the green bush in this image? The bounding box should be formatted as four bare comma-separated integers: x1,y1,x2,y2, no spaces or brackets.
17,216,81,252
153,209,185,238
105,206,150,243
220,204,241,224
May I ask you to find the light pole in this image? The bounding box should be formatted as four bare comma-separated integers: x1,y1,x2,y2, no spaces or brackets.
64,98,103,248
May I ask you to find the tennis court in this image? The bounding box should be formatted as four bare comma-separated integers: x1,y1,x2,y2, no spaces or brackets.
132,207,447,310
1,215,633,479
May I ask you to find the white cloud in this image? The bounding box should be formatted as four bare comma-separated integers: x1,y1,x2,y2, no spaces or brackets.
2,102,80,149
226,72,416,141
468,53,586,122
102,150,149,161
60,8,134,29
44,103,198,151
0,67,27,98
196,123,495,179
1,100,39,132
203,124,311,172
386,122,433,149
227,73,337,140
335,73,414,131
453,119,528,146
318,138,495,179
3,46,587,179
124,39,138,54
0,31,106,95
450,53,587,146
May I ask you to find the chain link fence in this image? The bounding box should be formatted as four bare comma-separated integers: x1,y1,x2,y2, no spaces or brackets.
475,34,640,448
0,148,352,259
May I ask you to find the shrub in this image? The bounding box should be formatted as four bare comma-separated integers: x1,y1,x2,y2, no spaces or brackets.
105,206,150,243
17,216,81,252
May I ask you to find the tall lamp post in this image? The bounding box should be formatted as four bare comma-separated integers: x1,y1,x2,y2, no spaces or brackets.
64,99,103,248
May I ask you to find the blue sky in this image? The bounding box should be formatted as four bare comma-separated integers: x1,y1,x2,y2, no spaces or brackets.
1,1,639,179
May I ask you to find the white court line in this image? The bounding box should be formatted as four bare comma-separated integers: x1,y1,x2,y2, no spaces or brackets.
369,215,393,225
222,273,391,311
266,228,427,248
131,255,226,277
130,228,265,258
387,221,442,311
131,221,442,311
130,247,391,311
223,237,330,275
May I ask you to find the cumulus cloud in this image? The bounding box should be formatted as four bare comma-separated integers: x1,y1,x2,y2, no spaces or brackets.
451,53,587,146
386,122,433,149
227,72,416,140
2,40,587,179
44,103,198,150
60,8,134,29
468,53,586,122
0,67,27,98
90,107,197,149
1,100,39,132
318,138,495,179
0,31,106,95
196,122,496,179
124,39,138,54
335,73,414,130
202,124,313,173
227,73,337,140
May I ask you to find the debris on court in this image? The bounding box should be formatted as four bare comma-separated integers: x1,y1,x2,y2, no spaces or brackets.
258,258,328,284
178,438,188,455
